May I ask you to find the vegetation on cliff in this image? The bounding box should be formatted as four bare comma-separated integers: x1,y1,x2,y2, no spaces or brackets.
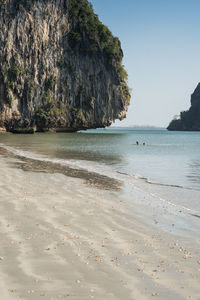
167,83,200,131
68,1,122,58
68,0,128,83
0,0,130,133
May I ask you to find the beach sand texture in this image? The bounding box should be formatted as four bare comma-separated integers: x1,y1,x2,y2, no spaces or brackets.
0,154,200,300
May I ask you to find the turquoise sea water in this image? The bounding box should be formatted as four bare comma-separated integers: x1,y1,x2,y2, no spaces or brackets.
0,128,200,213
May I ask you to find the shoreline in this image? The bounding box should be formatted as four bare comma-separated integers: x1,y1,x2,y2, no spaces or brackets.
0,152,200,299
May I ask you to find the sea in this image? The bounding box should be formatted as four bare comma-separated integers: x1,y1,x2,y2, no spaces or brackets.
0,127,200,221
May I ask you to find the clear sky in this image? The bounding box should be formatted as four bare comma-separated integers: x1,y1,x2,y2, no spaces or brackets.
90,0,200,127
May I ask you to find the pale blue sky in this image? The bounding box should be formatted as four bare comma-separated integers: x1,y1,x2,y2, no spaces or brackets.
90,0,200,127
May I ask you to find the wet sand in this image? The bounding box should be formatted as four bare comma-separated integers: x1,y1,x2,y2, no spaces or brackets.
0,154,200,300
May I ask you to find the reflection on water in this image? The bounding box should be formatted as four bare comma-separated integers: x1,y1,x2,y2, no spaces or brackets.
0,145,121,191
0,132,123,164
40,148,122,164
1,129,200,189
1,130,200,214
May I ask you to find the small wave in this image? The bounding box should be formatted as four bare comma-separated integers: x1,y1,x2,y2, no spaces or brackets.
116,169,200,213
127,177,199,214
0,143,116,179
128,172,200,191
1,142,199,193
148,191,196,213
116,171,129,176
191,214,200,219
1,143,199,214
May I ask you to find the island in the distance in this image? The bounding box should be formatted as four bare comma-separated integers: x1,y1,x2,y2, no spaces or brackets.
167,83,200,131
0,0,130,133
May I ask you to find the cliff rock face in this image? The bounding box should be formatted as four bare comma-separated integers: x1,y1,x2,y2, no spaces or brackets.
167,83,200,131
0,0,130,133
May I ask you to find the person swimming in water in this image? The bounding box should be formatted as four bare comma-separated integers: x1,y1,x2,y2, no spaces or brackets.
136,141,139,145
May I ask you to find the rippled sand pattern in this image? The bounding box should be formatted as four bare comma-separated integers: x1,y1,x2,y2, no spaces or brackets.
0,153,200,299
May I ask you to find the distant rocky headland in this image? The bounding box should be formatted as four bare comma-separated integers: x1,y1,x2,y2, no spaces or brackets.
167,83,200,131
0,0,130,133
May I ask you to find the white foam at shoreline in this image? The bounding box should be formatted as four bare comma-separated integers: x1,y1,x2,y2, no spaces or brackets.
0,143,116,178
0,142,200,216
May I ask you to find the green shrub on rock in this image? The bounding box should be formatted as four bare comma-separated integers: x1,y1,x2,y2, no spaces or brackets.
68,0,123,62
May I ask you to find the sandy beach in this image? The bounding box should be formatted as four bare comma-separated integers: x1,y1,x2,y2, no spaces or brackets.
0,152,200,300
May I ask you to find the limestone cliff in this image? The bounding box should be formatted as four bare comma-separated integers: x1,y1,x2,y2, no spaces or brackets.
167,83,200,131
0,0,130,133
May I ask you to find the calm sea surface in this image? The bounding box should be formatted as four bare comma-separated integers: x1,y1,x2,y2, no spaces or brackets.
0,128,200,213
